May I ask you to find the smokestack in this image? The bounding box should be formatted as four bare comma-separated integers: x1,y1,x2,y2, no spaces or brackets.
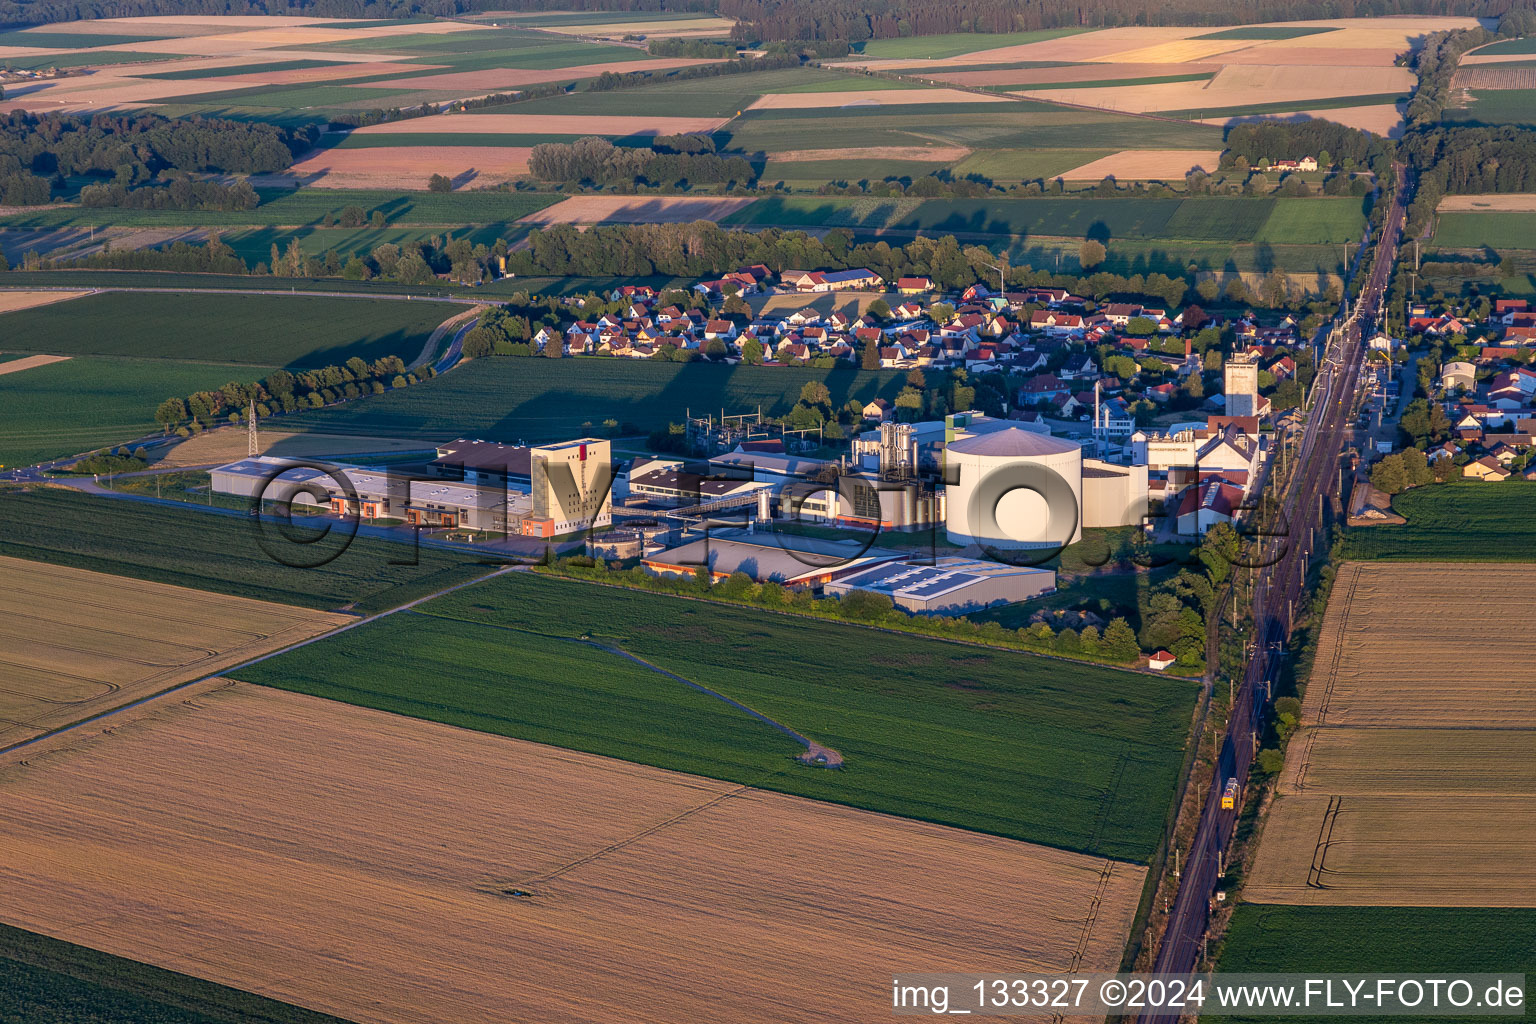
1184,337,1192,359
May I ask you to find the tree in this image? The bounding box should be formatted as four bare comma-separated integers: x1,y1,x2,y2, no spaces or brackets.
154,397,186,432
866,298,891,320
742,337,764,364
542,335,564,358
861,339,880,369
1125,315,1157,336
427,174,452,193
370,210,386,228
799,380,831,409
462,327,497,359
1370,453,1409,495
1103,617,1140,662
1079,238,1107,270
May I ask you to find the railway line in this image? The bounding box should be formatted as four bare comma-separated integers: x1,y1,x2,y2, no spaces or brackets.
1142,162,1410,996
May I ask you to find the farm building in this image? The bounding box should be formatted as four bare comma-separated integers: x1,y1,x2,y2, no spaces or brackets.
823,557,1055,615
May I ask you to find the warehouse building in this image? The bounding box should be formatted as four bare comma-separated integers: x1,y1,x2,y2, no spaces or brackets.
824,557,1056,615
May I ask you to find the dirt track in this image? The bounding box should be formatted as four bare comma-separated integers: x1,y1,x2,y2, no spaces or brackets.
0,682,1145,1024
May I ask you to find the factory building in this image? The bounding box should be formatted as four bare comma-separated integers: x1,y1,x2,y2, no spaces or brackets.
210,435,614,538
824,557,1056,615
641,529,904,587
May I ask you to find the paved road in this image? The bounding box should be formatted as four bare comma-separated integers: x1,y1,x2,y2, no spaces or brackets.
1142,162,1410,999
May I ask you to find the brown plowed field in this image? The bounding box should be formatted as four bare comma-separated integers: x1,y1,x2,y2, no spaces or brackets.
0,558,347,749
1244,562,1536,907
280,145,531,188
0,682,1146,1024
0,354,71,376
1438,193,1536,211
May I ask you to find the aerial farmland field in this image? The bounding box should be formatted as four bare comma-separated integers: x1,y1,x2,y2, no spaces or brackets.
0,556,347,748
1245,562,1536,907
0,292,458,367
279,357,907,444
236,570,1199,860
1339,481,1536,559
0,356,279,468
1211,906,1536,1024
0,681,1148,1023
0,489,489,614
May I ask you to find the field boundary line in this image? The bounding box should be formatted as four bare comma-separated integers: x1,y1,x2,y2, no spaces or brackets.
510,778,770,890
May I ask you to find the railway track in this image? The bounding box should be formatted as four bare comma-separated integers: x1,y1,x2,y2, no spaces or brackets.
1139,162,1410,1004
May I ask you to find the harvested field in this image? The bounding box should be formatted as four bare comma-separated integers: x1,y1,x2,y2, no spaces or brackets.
1215,45,1408,66
0,558,347,748
0,354,71,376
156,427,432,468
1089,38,1247,64
1299,562,1536,729
1438,193,1536,211
1244,561,1536,908
348,57,716,92
280,145,531,188
929,62,1218,87
747,87,1008,109
516,195,755,225
946,26,1202,65
352,112,729,136
1451,65,1536,90
0,681,1147,1023
1018,64,1413,114
0,291,88,315
1059,148,1223,179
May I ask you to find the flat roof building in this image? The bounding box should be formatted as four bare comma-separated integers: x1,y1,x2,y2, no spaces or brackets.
824,557,1056,614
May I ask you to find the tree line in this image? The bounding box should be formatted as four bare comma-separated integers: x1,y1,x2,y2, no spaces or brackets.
153,356,428,437
717,0,1509,44
79,177,260,211
528,136,754,188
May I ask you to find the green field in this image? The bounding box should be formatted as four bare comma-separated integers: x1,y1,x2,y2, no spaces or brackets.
723,195,1363,244
218,222,513,263
236,570,1197,859
1210,905,1536,1024
0,188,562,230
0,357,280,467
497,66,867,118
1443,88,1536,128
0,488,490,613
1470,37,1536,56
279,357,905,443
856,28,1086,59
1340,481,1536,560
0,28,172,46
1157,92,1408,119
761,157,951,186
139,58,347,80
0,292,453,368
0,49,156,69
0,922,356,1024
1431,210,1536,249
1193,25,1338,39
